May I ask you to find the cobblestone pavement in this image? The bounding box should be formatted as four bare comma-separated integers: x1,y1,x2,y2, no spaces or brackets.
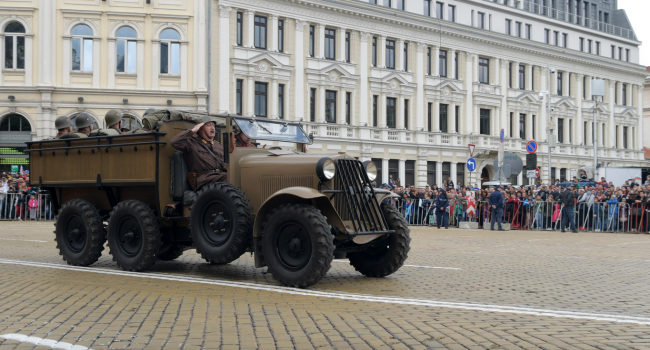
1,222,649,350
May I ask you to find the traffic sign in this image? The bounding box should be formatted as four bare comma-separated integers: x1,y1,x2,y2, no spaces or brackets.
468,144,475,157
466,158,477,172
500,129,505,143
526,140,538,154
536,167,540,178
526,170,536,178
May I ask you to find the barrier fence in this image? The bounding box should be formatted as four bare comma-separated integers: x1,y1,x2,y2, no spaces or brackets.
0,193,54,221
393,198,645,233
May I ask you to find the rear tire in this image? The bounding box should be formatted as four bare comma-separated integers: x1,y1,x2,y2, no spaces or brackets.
54,199,105,266
348,204,411,277
262,204,334,288
190,183,253,265
107,200,162,271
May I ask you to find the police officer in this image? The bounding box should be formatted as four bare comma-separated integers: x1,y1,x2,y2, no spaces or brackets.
60,112,95,139
53,116,73,139
90,110,123,136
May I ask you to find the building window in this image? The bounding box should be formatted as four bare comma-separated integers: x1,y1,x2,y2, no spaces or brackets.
278,84,285,119
531,66,535,91
505,19,511,35
403,42,408,71
236,79,243,115
436,2,443,19
618,47,622,60
405,160,415,187
558,118,564,143
404,99,409,129
448,5,456,22
544,29,550,44
310,88,316,122
519,114,526,139
386,40,395,69
324,28,335,60
373,95,378,127
560,168,566,182
4,22,25,70
254,82,268,117
309,25,315,57
553,31,559,46
515,22,522,37
615,125,619,147
254,16,267,49
0,114,31,132
424,0,431,16
397,0,404,10
611,45,615,58
532,115,536,139
519,65,525,90
454,51,458,79
563,33,568,48
479,109,490,135
372,158,383,184
455,105,460,133
622,84,627,106
427,161,437,187
587,39,592,54
346,92,351,124
569,119,572,144
477,12,485,29
325,90,336,123
345,31,350,62
478,57,489,84
439,50,447,77
623,126,628,148
584,121,587,145
278,20,284,52
626,49,630,62
427,47,431,75
386,97,396,128
160,28,180,75
427,102,433,131
456,163,465,187
525,24,531,39
372,36,377,67
236,12,243,46
442,162,451,183
557,72,563,95
509,112,513,138
71,24,94,72
116,27,137,74
439,104,448,132
596,41,600,55
508,62,512,88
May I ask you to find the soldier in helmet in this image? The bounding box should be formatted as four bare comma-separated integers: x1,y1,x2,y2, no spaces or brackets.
123,108,157,134
233,124,254,148
90,110,123,136
60,112,95,139
170,115,227,191
53,116,73,139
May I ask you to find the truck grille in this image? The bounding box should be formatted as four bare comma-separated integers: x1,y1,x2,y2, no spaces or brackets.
334,159,389,234
261,175,317,204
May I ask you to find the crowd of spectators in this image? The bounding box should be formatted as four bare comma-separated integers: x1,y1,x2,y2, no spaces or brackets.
0,172,53,221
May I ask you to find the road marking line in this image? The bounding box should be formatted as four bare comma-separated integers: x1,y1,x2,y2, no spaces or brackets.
0,333,91,350
0,258,649,325
332,260,462,270
0,238,48,243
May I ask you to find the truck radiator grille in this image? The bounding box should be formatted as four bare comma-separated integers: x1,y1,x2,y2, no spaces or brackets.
334,159,389,233
261,175,316,203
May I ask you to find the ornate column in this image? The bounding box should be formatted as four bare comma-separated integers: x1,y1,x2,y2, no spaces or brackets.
396,97,404,129
38,0,56,86
180,41,188,90
526,65,533,90
449,49,456,79
382,159,389,186
108,38,116,88
319,86,326,122
416,43,426,131
92,37,100,88
380,93,386,127
432,45,440,76
576,73,583,145
637,85,644,150
417,148,428,187
513,61,520,89
396,39,404,71
136,39,144,89
608,79,615,147
245,10,255,48
540,67,547,144
270,15,279,52
294,20,307,122
436,161,443,188
317,24,325,59
434,102,440,132
338,88,346,124
151,39,159,89
219,6,232,113
269,79,278,119
194,0,207,92
494,58,500,86
247,77,255,116
338,27,346,61
378,35,386,68
450,102,457,133
563,71,569,97
398,159,406,186
465,53,475,135
359,32,370,127
451,162,458,187
500,59,509,134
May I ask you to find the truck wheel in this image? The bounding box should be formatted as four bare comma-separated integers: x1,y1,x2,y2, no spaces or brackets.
107,200,162,271
190,183,253,265
348,204,411,277
262,204,334,288
157,242,184,261
54,199,105,266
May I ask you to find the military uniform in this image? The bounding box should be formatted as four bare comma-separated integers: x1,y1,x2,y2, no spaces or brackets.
171,129,227,190
89,128,121,136
59,132,85,139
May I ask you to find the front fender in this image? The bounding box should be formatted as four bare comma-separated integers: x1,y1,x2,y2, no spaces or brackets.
374,189,399,204
253,187,346,237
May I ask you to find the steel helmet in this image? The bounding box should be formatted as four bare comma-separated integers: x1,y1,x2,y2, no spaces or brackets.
74,112,95,129
198,115,217,127
54,116,72,130
143,108,157,116
105,110,123,127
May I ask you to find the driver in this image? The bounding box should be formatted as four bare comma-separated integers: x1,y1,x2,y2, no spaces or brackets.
171,116,227,191
234,125,255,148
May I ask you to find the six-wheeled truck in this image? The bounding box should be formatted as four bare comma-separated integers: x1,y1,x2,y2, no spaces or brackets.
27,112,410,287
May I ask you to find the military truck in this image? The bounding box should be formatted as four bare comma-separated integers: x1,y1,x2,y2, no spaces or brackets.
27,111,410,287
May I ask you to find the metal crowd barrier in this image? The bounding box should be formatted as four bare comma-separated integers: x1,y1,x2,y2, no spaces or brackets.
0,192,54,221
394,198,474,227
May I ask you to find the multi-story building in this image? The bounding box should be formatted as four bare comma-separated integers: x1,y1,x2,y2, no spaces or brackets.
210,0,646,187
0,0,208,173
644,66,650,156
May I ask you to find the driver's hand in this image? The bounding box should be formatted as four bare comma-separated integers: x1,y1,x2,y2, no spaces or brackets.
192,123,204,133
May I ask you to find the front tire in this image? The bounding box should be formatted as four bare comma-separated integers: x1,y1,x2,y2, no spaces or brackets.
262,204,334,288
107,200,162,271
348,204,411,277
190,183,253,265
54,199,105,266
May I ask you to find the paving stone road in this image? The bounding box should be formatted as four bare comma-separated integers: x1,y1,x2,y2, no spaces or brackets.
0,222,649,349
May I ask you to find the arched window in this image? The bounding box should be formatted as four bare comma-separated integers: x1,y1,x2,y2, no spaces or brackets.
0,114,31,132
4,22,25,70
71,24,94,72
120,115,142,132
116,26,137,74
69,113,99,130
160,28,180,75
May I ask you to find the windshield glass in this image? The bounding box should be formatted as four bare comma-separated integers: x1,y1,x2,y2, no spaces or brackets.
232,117,312,145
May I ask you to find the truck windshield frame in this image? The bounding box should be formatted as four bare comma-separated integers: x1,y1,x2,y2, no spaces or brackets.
232,116,312,145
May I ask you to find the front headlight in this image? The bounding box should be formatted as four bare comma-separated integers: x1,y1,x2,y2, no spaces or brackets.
363,161,377,182
316,157,336,182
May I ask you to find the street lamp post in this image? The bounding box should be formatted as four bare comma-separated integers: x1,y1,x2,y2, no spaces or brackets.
541,65,556,185
591,79,605,180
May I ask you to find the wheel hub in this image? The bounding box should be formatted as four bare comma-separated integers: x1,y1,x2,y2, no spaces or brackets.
288,237,302,256
275,222,312,271
63,215,86,253
201,201,232,246
212,215,225,231
117,217,142,257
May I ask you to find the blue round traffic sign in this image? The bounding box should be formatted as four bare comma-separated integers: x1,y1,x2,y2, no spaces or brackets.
467,158,477,172
500,129,505,143
526,140,538,154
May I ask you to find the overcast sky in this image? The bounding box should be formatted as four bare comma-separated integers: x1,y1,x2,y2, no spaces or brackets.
618,0,649,67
